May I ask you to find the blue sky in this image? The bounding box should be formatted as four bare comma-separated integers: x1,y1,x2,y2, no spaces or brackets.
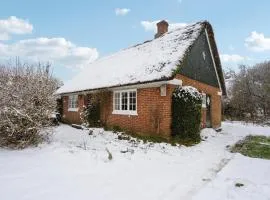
0,0,269,81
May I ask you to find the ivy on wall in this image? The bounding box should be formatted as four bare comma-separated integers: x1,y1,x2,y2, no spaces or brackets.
80,90,110,127
171,86,202,143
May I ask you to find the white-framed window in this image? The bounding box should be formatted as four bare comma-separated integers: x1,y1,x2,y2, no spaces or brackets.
68,95,78,111
160,85,167,96
113,89,137,115
202,93,206,108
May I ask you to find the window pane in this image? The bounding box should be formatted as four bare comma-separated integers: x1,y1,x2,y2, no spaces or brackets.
201,94,207,108
114,92,120,110
74,96,78,108
129,91,136,111
121,92,128,110
69,95,78,108
72,96,74,108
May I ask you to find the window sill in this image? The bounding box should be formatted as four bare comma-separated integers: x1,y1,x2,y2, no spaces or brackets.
112,110,138,116
68,108,79,112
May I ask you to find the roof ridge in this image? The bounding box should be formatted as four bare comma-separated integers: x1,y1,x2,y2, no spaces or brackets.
56,20,208,94
86,20,207,67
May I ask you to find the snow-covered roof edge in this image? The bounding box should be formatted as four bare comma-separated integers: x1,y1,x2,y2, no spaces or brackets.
56,21,226,96
203,22,227,96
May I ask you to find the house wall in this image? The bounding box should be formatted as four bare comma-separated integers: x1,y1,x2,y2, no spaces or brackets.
62,95,85,124
178,29,220,89
175,74,221,128
100,85,175,138
61,75,222,137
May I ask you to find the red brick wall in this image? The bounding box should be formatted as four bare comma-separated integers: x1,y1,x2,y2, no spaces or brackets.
175,74,222,128
201,108,207,128
62,74,222,136
100,86,175,138
62,94,85,124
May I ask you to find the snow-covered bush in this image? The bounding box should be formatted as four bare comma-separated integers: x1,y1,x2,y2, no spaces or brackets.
171,86,202,143
0,62,61,148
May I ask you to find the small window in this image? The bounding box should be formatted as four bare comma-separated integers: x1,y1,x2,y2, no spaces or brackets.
68,95,78,111
114,92,120,110
160,85,166,96
129,91,136,111
202,93,206,108
121,92,128,110
113,90,137,115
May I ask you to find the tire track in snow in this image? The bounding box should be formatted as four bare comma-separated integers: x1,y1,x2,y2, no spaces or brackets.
186,154,235,199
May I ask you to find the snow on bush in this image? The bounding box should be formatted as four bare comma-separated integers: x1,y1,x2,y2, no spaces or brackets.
173,86,202,101
172,86,202,143
0,61,61,149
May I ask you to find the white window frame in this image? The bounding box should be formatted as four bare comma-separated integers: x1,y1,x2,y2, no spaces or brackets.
202,93,207,108
112,89,137,115
68,95,79,112
160,85,167,96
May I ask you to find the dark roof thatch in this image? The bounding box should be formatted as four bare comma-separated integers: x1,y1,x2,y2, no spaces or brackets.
203,22,226,96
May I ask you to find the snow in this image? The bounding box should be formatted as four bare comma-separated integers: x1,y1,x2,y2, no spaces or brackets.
0,122,269,200
56,21,205,94
174,85,202,101
192,154,270,200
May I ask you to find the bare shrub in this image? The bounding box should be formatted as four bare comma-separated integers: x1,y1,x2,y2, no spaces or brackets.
225,61,270,122
0,60,61,148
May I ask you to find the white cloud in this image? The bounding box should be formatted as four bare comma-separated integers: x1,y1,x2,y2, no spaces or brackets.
220,54,246,63
115,8,130,16
0,16,33,40
140,20,159,31
0,37,99,69
245,31,270,52
140,20,186,32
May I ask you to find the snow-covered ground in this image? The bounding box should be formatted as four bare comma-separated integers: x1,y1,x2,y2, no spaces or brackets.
0,122,269,200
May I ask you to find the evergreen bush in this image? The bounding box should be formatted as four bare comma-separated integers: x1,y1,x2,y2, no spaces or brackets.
171,86,202,143
80,97,101,127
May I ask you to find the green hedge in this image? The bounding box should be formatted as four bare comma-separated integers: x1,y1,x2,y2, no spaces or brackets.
171,86,202,142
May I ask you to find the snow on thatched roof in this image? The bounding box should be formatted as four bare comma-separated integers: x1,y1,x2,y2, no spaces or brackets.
56,21,209,95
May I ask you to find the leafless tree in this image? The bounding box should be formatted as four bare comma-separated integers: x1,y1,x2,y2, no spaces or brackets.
225,61,270,122
0,60,61,148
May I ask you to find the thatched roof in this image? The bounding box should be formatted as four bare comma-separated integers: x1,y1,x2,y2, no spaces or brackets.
56,21,226,96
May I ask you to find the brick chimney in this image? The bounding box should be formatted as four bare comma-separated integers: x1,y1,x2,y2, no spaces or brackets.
155,20,169,39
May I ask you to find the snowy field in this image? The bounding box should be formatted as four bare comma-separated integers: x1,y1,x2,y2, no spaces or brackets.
0,122,269,200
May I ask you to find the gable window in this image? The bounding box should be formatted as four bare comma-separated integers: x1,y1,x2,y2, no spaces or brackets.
202,51,206,60
113,90,137,115
68,95,78,111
